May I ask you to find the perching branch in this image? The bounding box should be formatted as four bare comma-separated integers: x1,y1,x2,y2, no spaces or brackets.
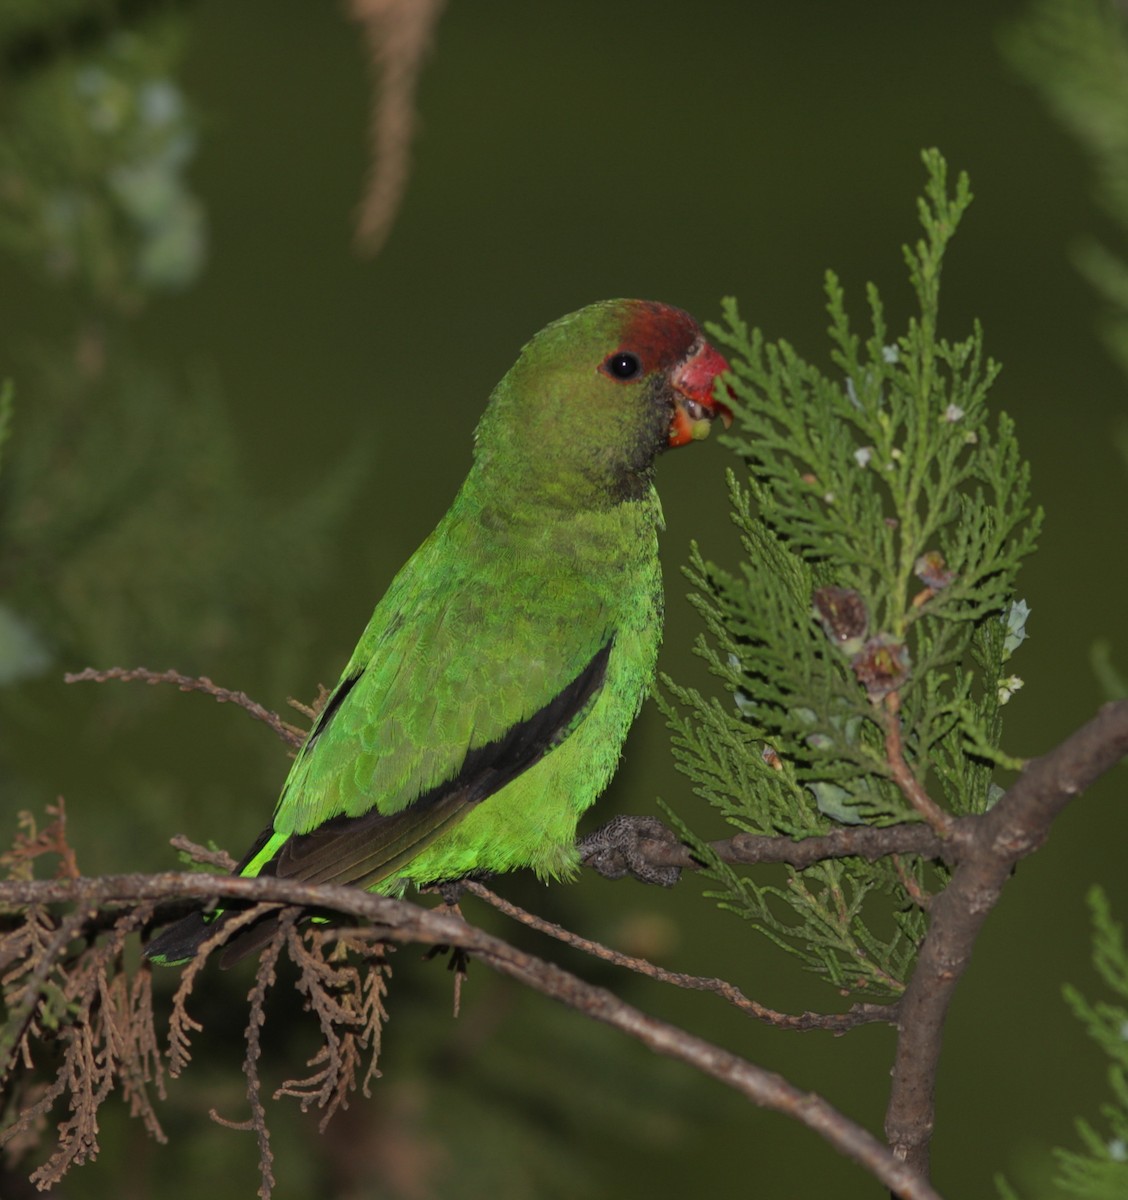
0,870,939,1200
618,820,950,873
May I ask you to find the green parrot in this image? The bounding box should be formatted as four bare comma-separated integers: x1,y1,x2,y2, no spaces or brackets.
145,299,730,966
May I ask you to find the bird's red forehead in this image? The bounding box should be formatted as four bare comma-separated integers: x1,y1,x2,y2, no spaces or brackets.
616,301,703,366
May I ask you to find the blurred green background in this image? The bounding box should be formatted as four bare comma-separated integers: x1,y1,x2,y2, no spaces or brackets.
2,1,1126,1197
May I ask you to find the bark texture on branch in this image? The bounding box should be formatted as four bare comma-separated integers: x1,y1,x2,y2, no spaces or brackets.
884,699,1128,1175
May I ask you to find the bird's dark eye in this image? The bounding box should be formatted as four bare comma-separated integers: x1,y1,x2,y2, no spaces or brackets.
605,351,642,381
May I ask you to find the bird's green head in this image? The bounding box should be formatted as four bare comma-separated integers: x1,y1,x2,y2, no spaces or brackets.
472,299,731,509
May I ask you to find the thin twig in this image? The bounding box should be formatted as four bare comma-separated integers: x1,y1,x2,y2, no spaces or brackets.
64,667,307,748
463,881,898,1033
882,691,953,834
168,835,238,873
891,855,932,911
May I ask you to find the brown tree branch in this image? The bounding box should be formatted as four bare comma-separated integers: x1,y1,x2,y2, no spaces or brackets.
167,835,238,873
64,667,307,748
885,698,1128,1176
463,880,899,1033
881,691,954,834
0,871,939,1200
634,821,949,872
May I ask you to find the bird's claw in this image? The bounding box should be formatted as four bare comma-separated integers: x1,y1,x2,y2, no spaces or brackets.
577,815,683,887
435,879,469,906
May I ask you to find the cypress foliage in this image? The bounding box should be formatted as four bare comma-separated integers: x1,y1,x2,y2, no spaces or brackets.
661,150,1042,996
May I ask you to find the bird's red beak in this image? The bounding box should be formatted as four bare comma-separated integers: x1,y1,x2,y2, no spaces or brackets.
668,341,733,448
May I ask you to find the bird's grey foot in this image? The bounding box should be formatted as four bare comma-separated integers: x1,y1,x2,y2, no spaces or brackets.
577,815,683,887
429,869,497,907
436,879,468,906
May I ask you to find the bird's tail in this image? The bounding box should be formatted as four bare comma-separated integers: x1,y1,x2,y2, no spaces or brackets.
144,910,216,966
145,905,292,968
145,825,282,967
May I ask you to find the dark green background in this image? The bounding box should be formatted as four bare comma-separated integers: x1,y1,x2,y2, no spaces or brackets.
2,1,1125,1197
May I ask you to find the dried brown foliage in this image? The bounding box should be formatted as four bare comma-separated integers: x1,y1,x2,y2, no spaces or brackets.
1,804,165,1189
277,924,390,1125
0,810,396,1198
